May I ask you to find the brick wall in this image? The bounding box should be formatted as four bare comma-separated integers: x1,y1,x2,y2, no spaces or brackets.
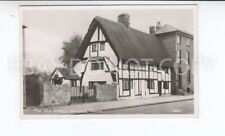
95,83,117,102
41,83,72,106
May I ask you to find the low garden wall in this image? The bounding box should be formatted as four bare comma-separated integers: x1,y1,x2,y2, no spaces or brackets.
41,83,72,106
95,83,117,102
40,82,117,106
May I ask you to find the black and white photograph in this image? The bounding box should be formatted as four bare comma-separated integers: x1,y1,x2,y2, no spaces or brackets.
4,1,225,136
21,5,197,116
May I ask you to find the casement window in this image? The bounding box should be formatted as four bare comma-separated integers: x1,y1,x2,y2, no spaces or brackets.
177,50,182,64
177,35,181,45
91,62,104,70
147,80,155,89
186,52,190,65
111,72,117,82
163,81,169,89
187,70,191,84
92,44,97,52
71,81,77,87
100,43,105,51
89,82,95,89
123,80,133,91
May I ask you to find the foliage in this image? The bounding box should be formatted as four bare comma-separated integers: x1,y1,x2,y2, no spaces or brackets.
24,66,51,83
59,35,82,67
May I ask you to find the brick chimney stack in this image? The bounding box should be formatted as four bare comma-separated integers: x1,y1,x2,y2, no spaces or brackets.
118,13,130,28
156,21,161,31
149,26,156,34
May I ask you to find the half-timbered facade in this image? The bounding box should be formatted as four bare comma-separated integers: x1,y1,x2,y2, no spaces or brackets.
74,14,173,99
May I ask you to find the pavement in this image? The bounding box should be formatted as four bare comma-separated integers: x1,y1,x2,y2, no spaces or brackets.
24,95,194,115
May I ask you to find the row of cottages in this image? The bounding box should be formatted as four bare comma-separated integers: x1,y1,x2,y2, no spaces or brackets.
72,14,174,99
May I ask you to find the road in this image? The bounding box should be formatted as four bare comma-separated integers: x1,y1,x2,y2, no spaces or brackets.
94,100,194,114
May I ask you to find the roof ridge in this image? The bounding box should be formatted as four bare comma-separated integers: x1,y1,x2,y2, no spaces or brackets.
95,16,154,37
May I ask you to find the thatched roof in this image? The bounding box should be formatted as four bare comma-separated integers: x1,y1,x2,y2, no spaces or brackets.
76,16,173,67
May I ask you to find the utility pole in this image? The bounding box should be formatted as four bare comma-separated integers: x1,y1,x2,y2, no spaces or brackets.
22,25,27,108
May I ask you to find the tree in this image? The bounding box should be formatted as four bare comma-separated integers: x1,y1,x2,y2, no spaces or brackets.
59,35,82,67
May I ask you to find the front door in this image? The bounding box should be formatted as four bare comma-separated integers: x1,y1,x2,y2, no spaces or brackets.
158,81,162,96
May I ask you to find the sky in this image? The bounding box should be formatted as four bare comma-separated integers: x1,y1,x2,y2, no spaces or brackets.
22,6,195,73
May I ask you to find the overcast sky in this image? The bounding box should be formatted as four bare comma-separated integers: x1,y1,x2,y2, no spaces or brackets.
22,6,195,73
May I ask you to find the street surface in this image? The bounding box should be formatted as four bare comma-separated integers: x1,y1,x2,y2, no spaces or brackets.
95,100,194,114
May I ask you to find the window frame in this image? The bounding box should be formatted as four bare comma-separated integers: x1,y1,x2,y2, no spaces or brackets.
91,44,97,52
147,80,155,89
186,52,190,65
122,79,133,91
177,50,182,64
163,81,169,89
176,35,181,45
91,62,104,70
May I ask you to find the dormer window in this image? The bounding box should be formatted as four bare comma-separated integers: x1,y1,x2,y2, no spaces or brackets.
100,43,105,51
92,44,97,52
176,35,181,45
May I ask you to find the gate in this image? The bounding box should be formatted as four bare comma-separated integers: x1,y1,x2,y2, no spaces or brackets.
70,85,96,103
24,74,43,107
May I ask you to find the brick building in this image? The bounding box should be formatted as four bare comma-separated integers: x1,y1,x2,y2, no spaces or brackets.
150,22,194,94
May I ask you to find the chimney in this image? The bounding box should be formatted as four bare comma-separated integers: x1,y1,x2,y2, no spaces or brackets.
156,21,161,31
118,13,130,28
149,26,156,34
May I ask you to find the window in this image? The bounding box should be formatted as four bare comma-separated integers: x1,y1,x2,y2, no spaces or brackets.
187,70,191,83
123,80,133,91
163,81,169,89
186,52,190,65
177,50,182,64
178,68,182,89
100,43,105,51
164,67,168,73
187,38,190,46
91,62,104,70
176,35,181,44
92,44,97,52
71,80,77,87
89,82,95,89
147,80,155,89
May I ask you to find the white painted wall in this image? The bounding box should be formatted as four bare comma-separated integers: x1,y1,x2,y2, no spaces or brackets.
82,60,114,87
83,26,118,66
117,59,172,99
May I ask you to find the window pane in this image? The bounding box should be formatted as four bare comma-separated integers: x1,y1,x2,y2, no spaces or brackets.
91,62,104,70
177,35,181,44
92,44,97,52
